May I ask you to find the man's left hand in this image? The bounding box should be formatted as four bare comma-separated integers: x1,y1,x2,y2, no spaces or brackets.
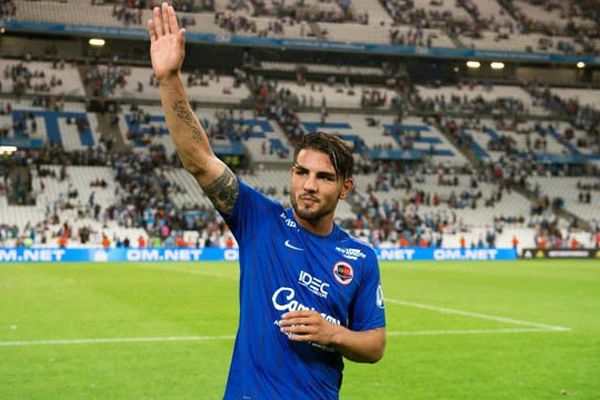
279,310,339,345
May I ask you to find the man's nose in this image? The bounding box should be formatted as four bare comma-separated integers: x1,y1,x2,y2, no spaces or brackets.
303,174,317,192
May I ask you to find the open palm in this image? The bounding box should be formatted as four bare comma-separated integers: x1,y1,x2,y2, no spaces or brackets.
148,3,185,81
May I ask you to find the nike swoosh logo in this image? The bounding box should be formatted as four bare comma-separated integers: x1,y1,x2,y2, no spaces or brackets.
284,240,304,251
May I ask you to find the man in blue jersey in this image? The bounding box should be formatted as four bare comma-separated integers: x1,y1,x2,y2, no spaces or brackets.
148,3,386,398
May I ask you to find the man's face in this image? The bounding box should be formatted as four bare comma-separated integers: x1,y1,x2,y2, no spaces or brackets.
290,149,353,223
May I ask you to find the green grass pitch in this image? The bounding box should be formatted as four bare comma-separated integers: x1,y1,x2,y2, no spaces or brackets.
1,259,599,399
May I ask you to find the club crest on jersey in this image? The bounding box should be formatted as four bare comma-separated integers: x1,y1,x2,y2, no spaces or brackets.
333,261,354,285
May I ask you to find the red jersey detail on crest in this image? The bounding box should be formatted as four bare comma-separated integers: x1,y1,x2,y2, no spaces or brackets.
333,261,354,285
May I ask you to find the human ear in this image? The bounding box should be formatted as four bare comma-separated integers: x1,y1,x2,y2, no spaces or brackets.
339,178,354,199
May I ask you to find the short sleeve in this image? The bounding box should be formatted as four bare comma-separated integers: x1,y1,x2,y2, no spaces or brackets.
349,250,386,331
220,179,281,245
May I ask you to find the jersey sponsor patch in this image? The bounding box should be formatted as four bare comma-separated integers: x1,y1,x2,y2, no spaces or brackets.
272,287,340,325
299,270,329,298
335,246,366,260
332,261,354,285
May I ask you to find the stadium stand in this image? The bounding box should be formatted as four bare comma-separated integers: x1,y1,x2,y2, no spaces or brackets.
4,0,598,56
549,87,600,111
461,31,583,54
530,176,599,222
506,0,596,31
83,65,251,103
0,100,100,150
415,81,547,116
1,59,85,96
271,80,398,109
259,61,385,78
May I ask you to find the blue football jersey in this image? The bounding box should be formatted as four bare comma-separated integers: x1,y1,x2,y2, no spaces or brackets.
221,180,386,400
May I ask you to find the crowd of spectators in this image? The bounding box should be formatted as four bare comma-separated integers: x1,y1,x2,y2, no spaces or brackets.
345,191,449,248
529,215,597,251
576,180,597,205
1,134,597,248
215,12,290,37
376,0,598,55
248,74,304,144
380,0,455,27
389,26,435,48
124,104,166,145
3,167,33,206
525,81,600,155
1,56,599,249
480,0,598,54
112,2,144,26
498,0,599,40
87,0,597,55
5,0,600,58
102,0,206,26
0,143,238,248
0,101,14,139
2,62,66,96
0,0,16,17
414,81,527,115
66,0,547,55
266,2,344,23
83,64,130,97
345,157,527,246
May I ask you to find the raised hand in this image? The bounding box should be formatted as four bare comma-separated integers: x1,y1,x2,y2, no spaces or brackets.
147,2,186,82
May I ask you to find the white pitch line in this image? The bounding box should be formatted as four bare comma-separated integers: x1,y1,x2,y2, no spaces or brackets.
0,335,236,347
386,298,570,332
141,268,568,332
0,326,568,348
135,264,239,281
387,328,557,336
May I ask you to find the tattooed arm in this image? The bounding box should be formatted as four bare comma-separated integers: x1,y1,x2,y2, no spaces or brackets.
148,3,238,214
160,81,239,214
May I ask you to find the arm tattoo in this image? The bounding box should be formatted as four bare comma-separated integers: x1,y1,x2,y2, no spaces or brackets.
203,167,239,215
171,100,207,147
